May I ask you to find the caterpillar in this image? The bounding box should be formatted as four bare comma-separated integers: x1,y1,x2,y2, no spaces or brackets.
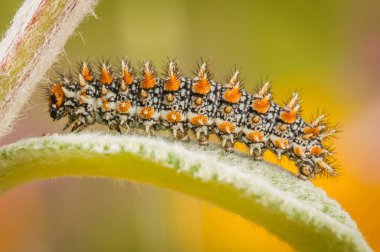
47,59,337,180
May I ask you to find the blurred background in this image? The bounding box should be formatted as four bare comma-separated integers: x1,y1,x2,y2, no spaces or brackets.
1,0,380,251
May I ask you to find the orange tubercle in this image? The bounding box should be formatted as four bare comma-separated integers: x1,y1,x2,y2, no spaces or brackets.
49,83,64,108
223,86,241,103
293,145,305,157
82,63,93,82
166,111,182,123
164,76,180,91
247,130,264,142
117,100,132,113
253,97,270,114
280,110,297,124
190,114,208,126
141,72,156,89
304,126,321,139
100,65,113,84
101,98,111,111
139,107,155,119
273,137,288,149
310,145,324,157
122,70,134,85
193,78,211,95
218,121,236,134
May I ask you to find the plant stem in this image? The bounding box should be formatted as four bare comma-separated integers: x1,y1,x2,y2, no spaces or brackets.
0,133,372,252
0,0,99,140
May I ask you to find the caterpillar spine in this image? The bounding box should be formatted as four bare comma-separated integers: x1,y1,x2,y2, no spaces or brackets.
47,59,337,180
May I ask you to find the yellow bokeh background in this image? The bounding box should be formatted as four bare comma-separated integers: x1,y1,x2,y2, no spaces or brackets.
0,0,380,251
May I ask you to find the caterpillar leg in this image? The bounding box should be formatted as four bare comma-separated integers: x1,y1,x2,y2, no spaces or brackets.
172,127,178,139
121,123,130,134
220,135,234,152
195,127,209,145
296,160,315,180
71,121,87,132
172,124,189,142
176,131,189,142
198,132,209,145
109,122,122,134
223,139,234,152
144,123,156,135
62,114,78,131
118,116,134,134
63,121,73,131
249,144,264,161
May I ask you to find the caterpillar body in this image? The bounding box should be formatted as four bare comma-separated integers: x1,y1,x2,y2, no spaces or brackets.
47,59,337,180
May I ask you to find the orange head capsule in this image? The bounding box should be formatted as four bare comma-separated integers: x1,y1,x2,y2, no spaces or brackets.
48,83,65,120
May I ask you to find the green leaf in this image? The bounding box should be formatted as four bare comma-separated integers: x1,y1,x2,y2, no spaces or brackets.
0,133,371,252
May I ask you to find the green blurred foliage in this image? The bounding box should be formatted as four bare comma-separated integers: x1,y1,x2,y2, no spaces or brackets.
1,0,379,251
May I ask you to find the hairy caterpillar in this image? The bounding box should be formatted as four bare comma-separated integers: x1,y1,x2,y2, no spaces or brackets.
47,59,337,180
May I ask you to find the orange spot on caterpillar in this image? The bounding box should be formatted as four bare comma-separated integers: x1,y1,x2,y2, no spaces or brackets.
280,110,297,124
139,107,155,119
223,86,241,103
273,137,288,149
79,95,86,105
49,83,64,108
218,121,236,133
164,76,180,91
100,64,113,84
310,145,324,157
141,61,156,89
293,145,305,157
304,126,322,139
122,69,134,86
193,78,211,95
101,98,111,111
247,130,264,142
164,61,180,91
81,62,93,82
190,114,208,126
253,96,270,114
117,100,131,113
166,111,182,123
141,72,156,89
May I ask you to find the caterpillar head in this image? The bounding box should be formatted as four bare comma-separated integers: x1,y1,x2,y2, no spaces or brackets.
48,83,66,120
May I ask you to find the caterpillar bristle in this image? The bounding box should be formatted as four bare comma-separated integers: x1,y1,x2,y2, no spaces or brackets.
47,58,340,181
258,81,271,97
226,70,241,88
78,74,86,87
196,62,208,79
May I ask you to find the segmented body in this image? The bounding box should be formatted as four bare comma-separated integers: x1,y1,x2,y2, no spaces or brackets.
48,59,337,180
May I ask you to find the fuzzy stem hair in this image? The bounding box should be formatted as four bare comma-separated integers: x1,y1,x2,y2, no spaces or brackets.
0,0,99,140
